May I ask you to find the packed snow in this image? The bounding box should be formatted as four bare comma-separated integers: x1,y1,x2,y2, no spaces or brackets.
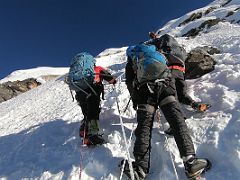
0,0,239,179
0,67,69,84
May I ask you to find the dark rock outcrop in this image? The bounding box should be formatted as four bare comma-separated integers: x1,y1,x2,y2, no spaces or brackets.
198,46,221,55
226,11,234,17
185,47,217,79
0,78,41,103
235,7,240,11
204,7,217,15
221,0,232,7
182,18,222,38
179,12,203,27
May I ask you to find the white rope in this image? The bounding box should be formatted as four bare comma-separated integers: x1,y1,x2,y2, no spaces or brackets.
79,146,84,180
115,71,125,80
164,135,179,180
156,110,179,180
120,117,136,180
114,90,135,180
119,159,127,180
114,72,135,180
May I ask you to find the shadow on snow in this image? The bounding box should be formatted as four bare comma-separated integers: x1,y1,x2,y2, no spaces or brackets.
0,120,81,179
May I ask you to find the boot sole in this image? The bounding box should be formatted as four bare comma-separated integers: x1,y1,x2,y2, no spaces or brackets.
186,159,212,180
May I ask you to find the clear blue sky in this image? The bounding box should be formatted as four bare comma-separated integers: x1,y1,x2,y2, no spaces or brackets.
0,0,213,79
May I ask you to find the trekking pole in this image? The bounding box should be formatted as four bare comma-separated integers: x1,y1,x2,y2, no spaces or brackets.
156,110,179,180
113,84,135,180
64,75,75,102
116,72,132,114
123,97,131,113
69,89,75,102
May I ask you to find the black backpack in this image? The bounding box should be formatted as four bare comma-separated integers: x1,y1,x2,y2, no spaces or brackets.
150,34,187,67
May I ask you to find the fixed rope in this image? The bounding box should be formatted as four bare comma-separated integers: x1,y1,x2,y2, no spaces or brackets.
119,113,136,180
156,109,179,180
113,72,136,180
164,135,179,180
79,146,84,180
113,72,135,180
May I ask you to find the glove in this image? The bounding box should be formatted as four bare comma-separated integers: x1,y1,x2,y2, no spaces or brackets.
192,102,210,112
191,102,199,109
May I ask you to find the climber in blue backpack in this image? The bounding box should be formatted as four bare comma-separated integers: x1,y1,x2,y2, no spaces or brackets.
147,32,211,135
122,44,211,180
148,32,210,112
66,52,116,146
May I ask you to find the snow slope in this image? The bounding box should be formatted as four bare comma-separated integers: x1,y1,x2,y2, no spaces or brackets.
0,67,69,84
0,0,240,179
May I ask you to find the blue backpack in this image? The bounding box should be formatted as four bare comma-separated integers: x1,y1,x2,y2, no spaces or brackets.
126,44,168,84
68,52,96,93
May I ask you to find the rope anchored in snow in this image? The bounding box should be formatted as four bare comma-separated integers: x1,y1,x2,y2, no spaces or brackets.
115,72,136,180
156,109,179,180
113,72,135,180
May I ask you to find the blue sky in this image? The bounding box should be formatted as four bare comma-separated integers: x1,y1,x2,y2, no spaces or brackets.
0,0,213,79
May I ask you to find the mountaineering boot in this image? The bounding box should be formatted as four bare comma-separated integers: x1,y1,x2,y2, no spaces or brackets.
88,119,100,135
84,134,105,146
79,120,87,137
82,119,105,146
184,156,212,179
192,102,211,112
120,160,147,180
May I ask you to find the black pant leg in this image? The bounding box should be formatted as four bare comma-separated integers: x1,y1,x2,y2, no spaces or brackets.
160,101,195,157
86,93,101,121
75,91,88,119
75,85,101,122
134,104,155,173
175,78,194,106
